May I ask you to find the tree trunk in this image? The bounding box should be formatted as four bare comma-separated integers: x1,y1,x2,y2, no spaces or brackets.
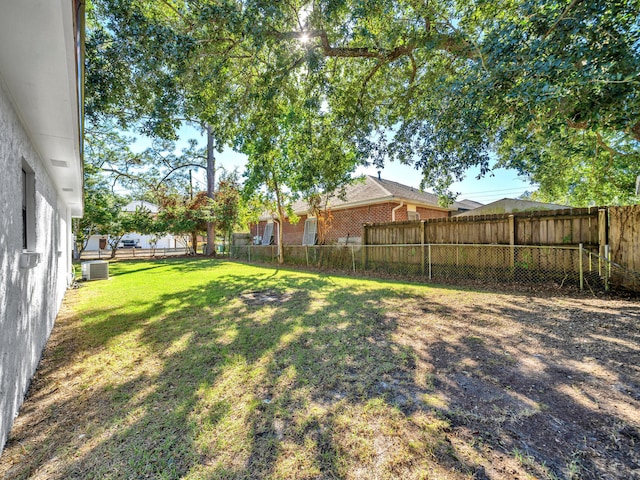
109,234,124,259
191,230,198,255
206,125,216,256
275,192,285,265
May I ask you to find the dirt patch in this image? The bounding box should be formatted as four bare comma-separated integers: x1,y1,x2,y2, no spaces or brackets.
239,289,292,306
386,292,640,479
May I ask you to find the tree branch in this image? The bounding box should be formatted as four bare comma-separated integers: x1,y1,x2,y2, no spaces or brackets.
272,28,472,62
630,120,640,142
595,132,622,161
155,163,207,190
409,53,418,84
358,62,385,106
544,0,583,39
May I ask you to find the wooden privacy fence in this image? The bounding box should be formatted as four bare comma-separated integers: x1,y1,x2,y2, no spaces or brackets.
231,206,638,291
364,207,604,248
609,205,640,290
362,206,640,291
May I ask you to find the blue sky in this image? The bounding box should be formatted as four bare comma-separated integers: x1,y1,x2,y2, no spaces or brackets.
130,123,536,205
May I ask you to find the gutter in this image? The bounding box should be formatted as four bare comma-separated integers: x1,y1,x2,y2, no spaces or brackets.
74,0,85,217
292,197,454,216
391,201,404,222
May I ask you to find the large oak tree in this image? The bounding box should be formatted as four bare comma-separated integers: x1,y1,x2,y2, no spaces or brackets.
86,0,640,207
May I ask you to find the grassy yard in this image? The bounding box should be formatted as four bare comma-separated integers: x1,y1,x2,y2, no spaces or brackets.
1,259,639,479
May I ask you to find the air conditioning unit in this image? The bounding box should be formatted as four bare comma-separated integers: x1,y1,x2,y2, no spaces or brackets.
81,260,109,281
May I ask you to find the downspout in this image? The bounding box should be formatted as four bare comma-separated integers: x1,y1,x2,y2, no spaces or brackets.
391,201,404,222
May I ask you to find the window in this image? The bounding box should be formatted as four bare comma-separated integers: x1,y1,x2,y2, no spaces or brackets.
261,222,274,245
21,161,36,251
22,169,27,249
302,218,318,245
408,210,420,221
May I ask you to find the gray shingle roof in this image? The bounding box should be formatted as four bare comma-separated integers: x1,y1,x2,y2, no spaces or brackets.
454,198,568,217
290,175,455,215
456,199,484,210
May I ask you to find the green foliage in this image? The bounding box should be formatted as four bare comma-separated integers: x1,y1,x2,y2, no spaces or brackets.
213,170,246,248
84,115,208,199
158,192,215,252
517,130,640,206
73,164,128,256
86,0,640,207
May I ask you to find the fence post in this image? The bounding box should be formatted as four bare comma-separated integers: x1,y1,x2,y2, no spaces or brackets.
509,215,516,278
579,243,584,290
351,246,356,273
362,224,369,270
248,244,251,262
428,244,432,280
420,220,426,276
306,246,309,267
598,209,607,276
604,244,610,291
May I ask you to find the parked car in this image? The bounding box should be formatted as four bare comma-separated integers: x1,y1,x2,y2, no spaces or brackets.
118,239,141,248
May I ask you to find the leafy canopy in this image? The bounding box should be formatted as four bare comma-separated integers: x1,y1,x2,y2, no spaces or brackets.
86,0,640,205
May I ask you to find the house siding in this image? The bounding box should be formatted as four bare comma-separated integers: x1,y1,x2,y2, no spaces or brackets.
416,206,449,221
0,82,74,451
325,203,396,241
251,203,450,245
84,233,177,250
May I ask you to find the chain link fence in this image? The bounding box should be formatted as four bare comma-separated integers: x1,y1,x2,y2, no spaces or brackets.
79,247,193,260
231,243,634,292
589,249,640,292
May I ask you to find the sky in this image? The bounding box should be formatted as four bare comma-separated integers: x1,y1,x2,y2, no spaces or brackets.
131,123,537,206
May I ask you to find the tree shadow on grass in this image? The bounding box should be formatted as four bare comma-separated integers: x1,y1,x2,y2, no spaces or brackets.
2,260,639,480
2,263,467,479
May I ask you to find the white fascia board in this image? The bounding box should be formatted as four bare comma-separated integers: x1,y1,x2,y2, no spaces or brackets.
0,0,83,216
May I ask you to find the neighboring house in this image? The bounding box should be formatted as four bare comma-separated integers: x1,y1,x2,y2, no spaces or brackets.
0,1,84,452
125,199,161,214
251,174,463,245
84,200,177,250
456,199,484,212
454,198,568,217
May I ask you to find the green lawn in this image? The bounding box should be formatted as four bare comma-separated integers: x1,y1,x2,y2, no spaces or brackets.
3,259,638,479
9,260,463,479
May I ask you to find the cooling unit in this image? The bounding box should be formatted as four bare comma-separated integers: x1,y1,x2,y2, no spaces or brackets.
81,260,109,281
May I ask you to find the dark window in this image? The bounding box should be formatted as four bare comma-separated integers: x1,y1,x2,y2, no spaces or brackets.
22,168,27,249
21,162,35,251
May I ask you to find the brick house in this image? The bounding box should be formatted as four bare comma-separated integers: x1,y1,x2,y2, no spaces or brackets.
251,175,461,245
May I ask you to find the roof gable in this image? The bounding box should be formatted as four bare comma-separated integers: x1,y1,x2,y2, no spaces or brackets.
124,200,160,213
455,198,569,217
371,176,440,205
290,175,452,215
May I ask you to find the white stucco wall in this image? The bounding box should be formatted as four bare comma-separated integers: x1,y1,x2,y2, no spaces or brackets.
0,82,73,451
